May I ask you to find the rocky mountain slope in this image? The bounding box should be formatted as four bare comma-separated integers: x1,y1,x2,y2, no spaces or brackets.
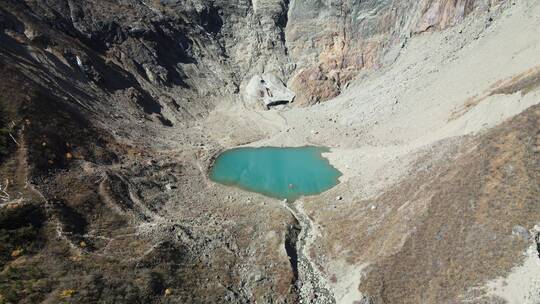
0,0,539,303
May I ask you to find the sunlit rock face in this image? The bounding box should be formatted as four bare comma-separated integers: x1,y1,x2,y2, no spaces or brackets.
4,0,500,110
284,0,502,105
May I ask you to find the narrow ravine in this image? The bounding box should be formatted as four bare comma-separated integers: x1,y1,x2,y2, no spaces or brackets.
284,200,336,304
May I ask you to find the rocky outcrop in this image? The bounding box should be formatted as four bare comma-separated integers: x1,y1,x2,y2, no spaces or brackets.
285,0,503,105
0,0,504,112
244,73,295,109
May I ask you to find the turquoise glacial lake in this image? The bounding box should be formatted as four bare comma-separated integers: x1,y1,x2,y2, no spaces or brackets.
210,146,342,200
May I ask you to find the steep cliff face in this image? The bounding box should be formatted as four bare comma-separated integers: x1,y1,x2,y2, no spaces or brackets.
285,0,502,104
1,0,503,113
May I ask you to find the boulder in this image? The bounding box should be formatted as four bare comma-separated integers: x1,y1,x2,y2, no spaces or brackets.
243,73,295,109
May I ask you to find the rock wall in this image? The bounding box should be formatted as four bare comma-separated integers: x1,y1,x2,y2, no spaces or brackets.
285,0,502,104
1,0,502,114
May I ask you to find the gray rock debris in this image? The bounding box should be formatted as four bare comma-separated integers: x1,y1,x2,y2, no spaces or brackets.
512,225,530,240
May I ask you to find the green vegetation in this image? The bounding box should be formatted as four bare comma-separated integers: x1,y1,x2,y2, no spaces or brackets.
0,265,50,304
0,101,17,161
0,203,47,304
0,203,45,267
0,112,10,159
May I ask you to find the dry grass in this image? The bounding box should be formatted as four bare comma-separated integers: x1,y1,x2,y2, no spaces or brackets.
311,104,540,303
